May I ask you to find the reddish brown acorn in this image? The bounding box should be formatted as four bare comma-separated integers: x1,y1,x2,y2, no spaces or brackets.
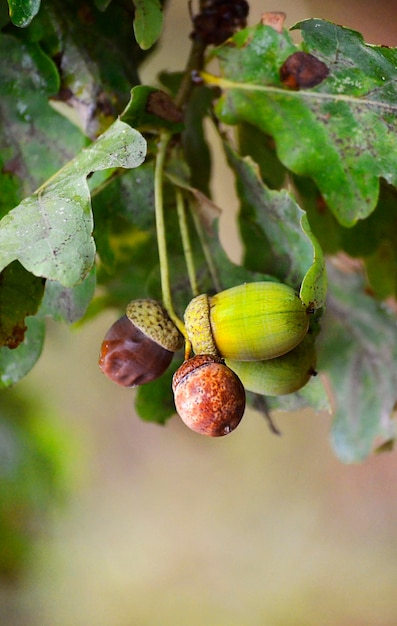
99,299,184,387
172,354,246,436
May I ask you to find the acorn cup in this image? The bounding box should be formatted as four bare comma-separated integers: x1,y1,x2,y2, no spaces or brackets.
184,281,310,362
99,299,184,387
225,333,317,397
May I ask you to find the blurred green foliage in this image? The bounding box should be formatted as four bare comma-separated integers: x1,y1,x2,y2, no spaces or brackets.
0,390,75,580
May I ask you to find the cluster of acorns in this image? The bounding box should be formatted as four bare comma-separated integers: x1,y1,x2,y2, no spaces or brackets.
99,282,316,436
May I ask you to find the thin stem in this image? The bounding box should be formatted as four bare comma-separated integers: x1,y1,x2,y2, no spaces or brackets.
174,37,207,109
154,132,187,338
188,201,222,293
176,188,200,297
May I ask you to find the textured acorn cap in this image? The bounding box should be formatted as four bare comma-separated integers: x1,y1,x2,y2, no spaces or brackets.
126,299,184,352
183,294,219,357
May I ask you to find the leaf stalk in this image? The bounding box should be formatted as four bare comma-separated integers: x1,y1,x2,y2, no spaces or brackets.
154,132,187,340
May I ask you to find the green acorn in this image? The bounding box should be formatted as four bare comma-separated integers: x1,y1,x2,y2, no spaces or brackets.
184,281,310,361
226,334,317,396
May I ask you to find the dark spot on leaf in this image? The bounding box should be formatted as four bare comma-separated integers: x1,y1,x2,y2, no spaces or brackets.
280,51,329,90
5,324,27,349
145,91,183,123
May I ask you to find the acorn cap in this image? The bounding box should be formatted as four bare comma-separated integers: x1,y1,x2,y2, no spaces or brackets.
183,294,219,357
184,283,310,362
126,299,184,352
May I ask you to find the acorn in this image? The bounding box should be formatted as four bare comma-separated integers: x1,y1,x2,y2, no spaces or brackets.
184,282,310,362
226,334,317,397
99,299,184,387
172,354,246,436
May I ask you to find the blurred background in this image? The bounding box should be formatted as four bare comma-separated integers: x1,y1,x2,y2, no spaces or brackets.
2,1,397,624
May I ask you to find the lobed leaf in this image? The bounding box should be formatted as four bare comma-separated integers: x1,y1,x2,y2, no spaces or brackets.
319,264,397,462
7,0,40,27
237,122,287,190
302,178,397,299
0,34,86,217
132,0,163,50
182,86,214,197
4,1,148,138
224,143,326,306
299,215,327,309
121,85,184,133
0,120,146,287
257,374,331,415
0,317,45,389
38,267,96,323
207,19,397,226
0,262,45,348
135,357,182,424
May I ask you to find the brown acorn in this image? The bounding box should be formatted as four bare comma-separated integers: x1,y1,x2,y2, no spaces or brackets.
172,354,246,436
99,299,184,387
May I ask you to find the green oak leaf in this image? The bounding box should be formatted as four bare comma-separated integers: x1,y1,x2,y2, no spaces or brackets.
0,262,45,348
0,120,146,288
252,373,331,416
135,357,182,424
319,264,397,463
301,178,397,299
90,162,159,317
92,0,112,12
293,175,343,255
299,215,327,309
207,19,397,226
0,316,45,388
182,85,214,196
0,34,86,218
365,242,397,300
43,0,145,136
224,143,326,307
237,122,287,190
6,0,148,134
7,0,40,27
132,0,163,50
38,266,96,323
121,85,184,133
